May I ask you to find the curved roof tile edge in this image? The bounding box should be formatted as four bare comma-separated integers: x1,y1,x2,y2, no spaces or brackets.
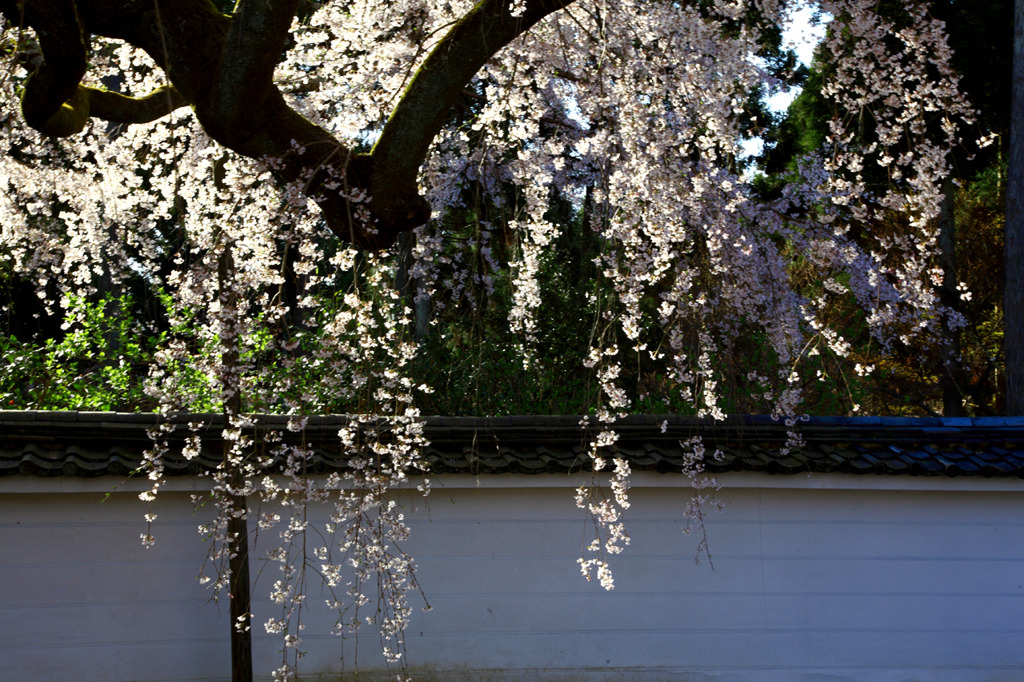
3,411,1024,478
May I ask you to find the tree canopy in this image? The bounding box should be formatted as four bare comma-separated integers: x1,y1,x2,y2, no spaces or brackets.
2,0,581,248
0,0,990,676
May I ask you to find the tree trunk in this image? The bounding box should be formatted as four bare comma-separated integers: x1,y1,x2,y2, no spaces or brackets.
937,180,966,416
395,231,430,343
219,247,253,682
227,491,252,682
1005,0,1024,415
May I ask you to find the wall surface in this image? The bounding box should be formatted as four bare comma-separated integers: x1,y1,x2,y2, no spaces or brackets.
2,473,1023,681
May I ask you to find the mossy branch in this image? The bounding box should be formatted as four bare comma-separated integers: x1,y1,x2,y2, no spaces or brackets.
25,84,189,136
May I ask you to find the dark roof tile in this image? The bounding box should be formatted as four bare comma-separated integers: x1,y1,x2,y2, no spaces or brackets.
4,411,1024,479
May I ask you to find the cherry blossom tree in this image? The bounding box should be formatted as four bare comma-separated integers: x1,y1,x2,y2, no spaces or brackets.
0,0,978,678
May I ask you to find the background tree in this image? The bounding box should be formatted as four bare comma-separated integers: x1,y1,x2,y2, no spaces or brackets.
1008,0,1024,415
758,0,1012,416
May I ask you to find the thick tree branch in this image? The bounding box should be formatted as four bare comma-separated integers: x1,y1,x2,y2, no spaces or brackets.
205,0,300,148
28,84,189,136
372,0,576,195
14,0,89,136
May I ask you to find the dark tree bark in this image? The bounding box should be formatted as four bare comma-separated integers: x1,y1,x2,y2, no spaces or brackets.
937,180,966,417
218,246,252,682
1007,0,1024,414
1,0,575,249
394,230,431,342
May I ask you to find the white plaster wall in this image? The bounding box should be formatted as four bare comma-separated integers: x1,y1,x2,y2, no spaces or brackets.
2,474,1023,681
